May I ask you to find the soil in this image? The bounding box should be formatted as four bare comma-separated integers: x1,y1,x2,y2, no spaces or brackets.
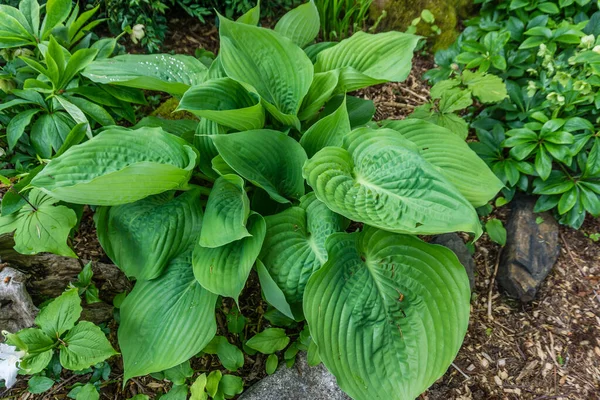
2,15,600,400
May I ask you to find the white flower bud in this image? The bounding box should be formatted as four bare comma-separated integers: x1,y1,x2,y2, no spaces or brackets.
130,24,145,44
0,343,25,389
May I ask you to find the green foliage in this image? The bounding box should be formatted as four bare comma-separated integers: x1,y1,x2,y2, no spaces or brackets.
2,2,504,399
6,288,117,377
314,0,372,41
485,218,507,246
426,0,600,229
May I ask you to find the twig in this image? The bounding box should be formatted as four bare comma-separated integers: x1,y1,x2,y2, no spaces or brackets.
487,250,502,320
380,101,415,109
399,86,429,102
451,362,470,380
43,374,80,399
559,232,600,305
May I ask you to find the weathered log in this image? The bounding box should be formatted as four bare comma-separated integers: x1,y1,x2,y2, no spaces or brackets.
0,234,130,331
0,267,38,332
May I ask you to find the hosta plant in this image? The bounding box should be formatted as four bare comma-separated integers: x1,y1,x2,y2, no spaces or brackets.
3,2,502,399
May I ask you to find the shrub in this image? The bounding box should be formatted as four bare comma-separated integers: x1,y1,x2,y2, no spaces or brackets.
2,1,503,398
425,0,600,228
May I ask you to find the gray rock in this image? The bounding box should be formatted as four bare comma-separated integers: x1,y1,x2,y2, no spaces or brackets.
497,194,560,302
431,233,475,291
239,352,350,400
0,267,38,332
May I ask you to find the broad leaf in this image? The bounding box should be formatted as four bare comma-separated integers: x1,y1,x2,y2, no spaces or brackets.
41,0,72,39
256,259,295,320
382,119,504,207
246,328,290,354
202,336,244,372
304,228,471,400
35,288,82,338
178,77,265,131
95,188,203,280
314,31,420,92
119,252,218,382
31,127,198,206
298,70,339,121
0,189,77,257
59,321,117,371
303,127,482,236
83,54,208,96
218,15,313,128
260,193,348,310
199,175,250,248
211,129,307,203
274,0,320,48
193,213,266,301
462,71,507,103
300,97,351,157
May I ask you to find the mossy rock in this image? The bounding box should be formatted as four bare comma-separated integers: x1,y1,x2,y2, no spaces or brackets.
370,0,474,51
151,97,196,120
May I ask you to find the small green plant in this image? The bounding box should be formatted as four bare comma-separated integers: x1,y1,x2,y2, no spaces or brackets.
314,0,372,41
2,2,504,399
406,9,441,36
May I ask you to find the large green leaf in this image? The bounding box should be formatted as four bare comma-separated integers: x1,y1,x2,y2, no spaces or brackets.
95,188,203,280
59,321,117,371
218,15,313,128
303,127,481,236
314,31,420,92
31,127,198,206
119,252,218,382
178,77,265,131
82,54,208,96
0,189,77,257
382,119,504,207
304,228,471,400
274,0,320,48
35,287,81,337
199,175,250,248
193,213,266,302
41,0,72,39
0,5,36,48
300,97,351,157
211,129,307,203
298,70,339,121
260,193,348,309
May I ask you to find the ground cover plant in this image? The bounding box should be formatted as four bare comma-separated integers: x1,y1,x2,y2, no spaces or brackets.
425,0,600,229
0,0,507,399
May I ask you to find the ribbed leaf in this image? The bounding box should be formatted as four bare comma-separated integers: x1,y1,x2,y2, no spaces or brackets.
303,127,481,236
304,228,470,400
83,54,208,96
193,213,266,301
382,119,504,207
260,193,348,309
274,0,320,48
256,259,295,320
95,188,203,280
211,129,307,203
298,71,339,121
31,127,198,206
300,97,350,157
178,78,265,131
199,175,250,248
314,31,420,92
195,118,226,180
218,15,313,128
119,252,217,382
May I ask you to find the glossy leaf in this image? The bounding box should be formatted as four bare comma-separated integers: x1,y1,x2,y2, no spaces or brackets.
274,0,320,48
59,321,117,371
300,97,351,157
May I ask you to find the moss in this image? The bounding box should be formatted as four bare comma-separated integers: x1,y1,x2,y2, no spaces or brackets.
370,0,474,50
150,97,196,120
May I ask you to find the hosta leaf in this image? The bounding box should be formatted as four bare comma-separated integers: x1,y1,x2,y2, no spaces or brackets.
314,31,420,92
0,189,77,257
178,77,265,131
300,97,351,157
195,118,226,180
31,127,198,206
59,321,117,371
274,0,320,48
83,54,208,96
303,127,481,236
95,188,203,280
211,129,307,203
304,228,471,400
260,193,348,309
193,213,266,301
256,259,295,320
119,252,218,382
320,94,376,129
382,120,503,207
218,15,313,127
298,70,339,121
199,175,250,248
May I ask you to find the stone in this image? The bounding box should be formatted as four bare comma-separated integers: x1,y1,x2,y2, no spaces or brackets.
497,194,560,302
370,0,474,50
431,233,475,291
239,352,350,400
0,267,38,333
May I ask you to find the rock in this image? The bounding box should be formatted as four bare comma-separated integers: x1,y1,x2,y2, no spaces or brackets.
239,352,350,400
0,267,38,333
431,233,475,291
497,194,560,302
370,0,474,50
